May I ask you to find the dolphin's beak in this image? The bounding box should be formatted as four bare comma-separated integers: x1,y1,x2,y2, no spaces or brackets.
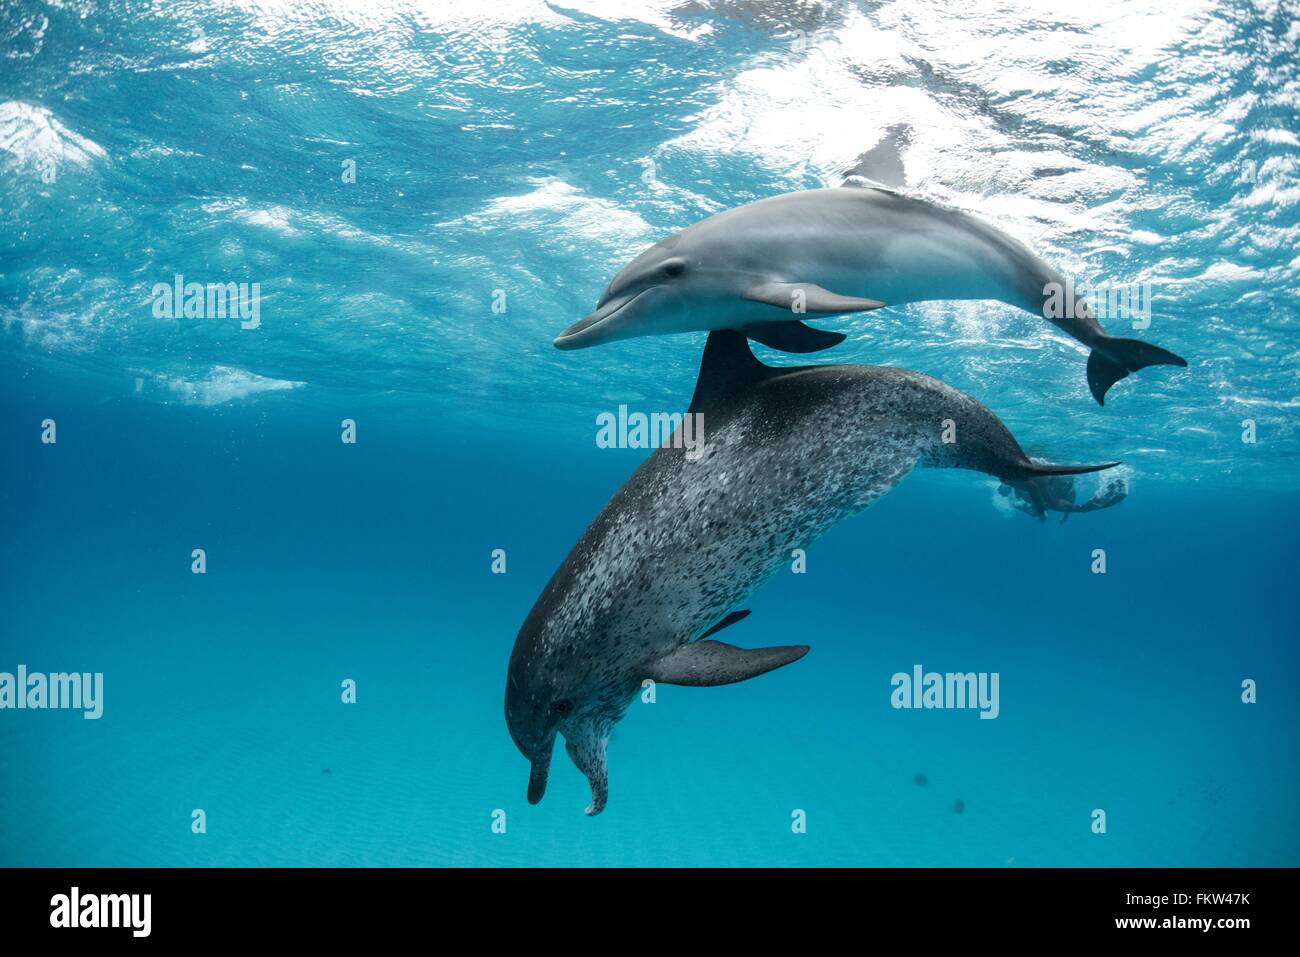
554,290,646,350
526,736,554,805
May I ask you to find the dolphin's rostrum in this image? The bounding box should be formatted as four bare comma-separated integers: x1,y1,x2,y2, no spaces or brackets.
556,187,1187,404
506,331,1119,814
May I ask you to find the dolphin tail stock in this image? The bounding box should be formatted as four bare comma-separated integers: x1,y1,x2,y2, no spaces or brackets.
1086,338,1188,405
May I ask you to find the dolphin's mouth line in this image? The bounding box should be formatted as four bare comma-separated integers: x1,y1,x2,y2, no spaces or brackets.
555,289,649,346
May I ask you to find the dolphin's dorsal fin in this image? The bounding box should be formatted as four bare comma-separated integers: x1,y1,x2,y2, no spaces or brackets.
688,331,773,416
649,640,809,687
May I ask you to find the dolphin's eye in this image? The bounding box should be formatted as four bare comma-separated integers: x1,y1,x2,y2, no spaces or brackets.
662,259,686,277
553,699,573,715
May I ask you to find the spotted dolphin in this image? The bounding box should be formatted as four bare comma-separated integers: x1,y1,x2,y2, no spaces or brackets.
554,187,1187,404
505,331,1119,814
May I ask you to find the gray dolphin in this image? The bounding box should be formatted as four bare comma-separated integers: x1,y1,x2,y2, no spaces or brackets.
555,187,1187,404
506,331,1119,814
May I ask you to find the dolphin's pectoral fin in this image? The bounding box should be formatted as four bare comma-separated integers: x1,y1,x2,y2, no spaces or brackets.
744,281,886,315
698,609,751,639
563,720,610,816
739,320,847,354
648,640,809,687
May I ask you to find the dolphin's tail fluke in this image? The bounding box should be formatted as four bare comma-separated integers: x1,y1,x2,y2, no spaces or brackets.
1013,460,1122,480
1087,339,1188,405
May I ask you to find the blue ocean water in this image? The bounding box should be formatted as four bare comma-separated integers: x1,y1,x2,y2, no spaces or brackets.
1,0,1297,867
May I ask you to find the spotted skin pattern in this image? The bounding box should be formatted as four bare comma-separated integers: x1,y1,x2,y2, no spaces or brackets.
506,332,1112,815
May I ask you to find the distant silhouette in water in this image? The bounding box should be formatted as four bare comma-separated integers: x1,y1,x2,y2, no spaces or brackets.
914,772,928,786
997,462,1130,523
953,799,966,814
